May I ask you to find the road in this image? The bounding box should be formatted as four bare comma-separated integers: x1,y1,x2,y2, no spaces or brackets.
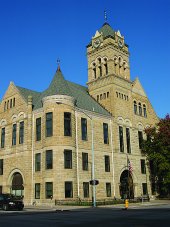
0,205,170,227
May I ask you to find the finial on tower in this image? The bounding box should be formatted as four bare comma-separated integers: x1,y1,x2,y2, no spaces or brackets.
104,10,107,22
57,58,61,71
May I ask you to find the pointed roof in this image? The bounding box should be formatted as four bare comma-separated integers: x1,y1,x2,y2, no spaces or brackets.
14,68,111,116
87,22,115,47
99,22,115,39
45,67,72,97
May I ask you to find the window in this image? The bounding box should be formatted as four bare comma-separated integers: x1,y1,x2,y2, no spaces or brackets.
105,155,110,172
65,181,73,198
143,105,147,118
142,183,148,195
141,159,146,174
45,182,53,199
35,183,40,199
126,128,131,154
104,59,108,75
83,182,89,198
0,159,3,175
4,102,6,111
82,152,88,171
13,98,15,107
64,150,72,169
138,131,143,149
46,112,53,137
19,121,24,144
139,103,142,116
93,68,96,79
106,183,111,197
46,150,53,169
103,123,109,144
119,126,124,152
10,99,12,108
12,124,17,146
0,186,2,194
81,118,87,140
64,112,71,136
1,128,5,148
99,66,102,77
35,153,41,171
36,118,41,141
134,101,137,114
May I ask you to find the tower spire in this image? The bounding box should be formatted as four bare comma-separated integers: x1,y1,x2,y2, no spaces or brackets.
104,10,107,22
57,58,61,71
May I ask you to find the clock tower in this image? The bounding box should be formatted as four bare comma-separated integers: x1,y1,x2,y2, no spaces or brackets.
86,22,131,115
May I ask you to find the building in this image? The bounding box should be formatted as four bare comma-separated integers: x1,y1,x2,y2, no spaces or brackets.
0,21,158,205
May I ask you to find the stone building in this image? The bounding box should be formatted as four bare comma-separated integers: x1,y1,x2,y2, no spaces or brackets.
0,22,158,205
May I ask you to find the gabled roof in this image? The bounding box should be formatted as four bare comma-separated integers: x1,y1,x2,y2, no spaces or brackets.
16,68,111,116
16,86,41,107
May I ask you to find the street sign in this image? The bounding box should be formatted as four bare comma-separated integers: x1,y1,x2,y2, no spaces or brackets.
89,179,99,185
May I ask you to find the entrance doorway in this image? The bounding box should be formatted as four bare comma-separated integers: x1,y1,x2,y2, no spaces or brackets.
119,170,134,199
11,172,24,196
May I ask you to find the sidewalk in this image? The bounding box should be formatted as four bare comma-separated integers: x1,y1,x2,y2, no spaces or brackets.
24,199,170,211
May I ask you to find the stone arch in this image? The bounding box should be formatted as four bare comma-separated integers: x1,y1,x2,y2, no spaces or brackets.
137,122,144,131
11,114,18,123
125,119,132,128
0,119,7,127
117,116,124,125
18,112,25,120
8,169,25,197
119,169,134,199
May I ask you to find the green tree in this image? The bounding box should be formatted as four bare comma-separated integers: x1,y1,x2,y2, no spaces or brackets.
142,114,170,197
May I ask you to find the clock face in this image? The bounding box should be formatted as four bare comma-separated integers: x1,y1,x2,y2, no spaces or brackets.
118,38,123,48
93,39,101,48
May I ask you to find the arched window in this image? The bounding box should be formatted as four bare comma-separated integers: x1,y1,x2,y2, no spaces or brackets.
10,99,12,108
13,98,15,107
104,58,108,75
93,68,96,79
143,104,147,118
98,66,102,77
92,63,96,79
139,103,142,116
4,101,6,111
7,100,9,109
134,101,137,114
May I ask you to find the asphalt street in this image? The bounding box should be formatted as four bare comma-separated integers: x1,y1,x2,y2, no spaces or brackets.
0,204,170,227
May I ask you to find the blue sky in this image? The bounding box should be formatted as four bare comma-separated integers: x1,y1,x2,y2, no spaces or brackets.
0,0,170,118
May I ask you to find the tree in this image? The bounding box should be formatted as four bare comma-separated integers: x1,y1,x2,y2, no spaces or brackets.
142,114,170,197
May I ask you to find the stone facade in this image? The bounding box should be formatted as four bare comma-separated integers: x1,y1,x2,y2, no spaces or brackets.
0,22,158,205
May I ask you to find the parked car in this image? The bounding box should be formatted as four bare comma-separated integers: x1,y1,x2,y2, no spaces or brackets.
0,193,24,211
